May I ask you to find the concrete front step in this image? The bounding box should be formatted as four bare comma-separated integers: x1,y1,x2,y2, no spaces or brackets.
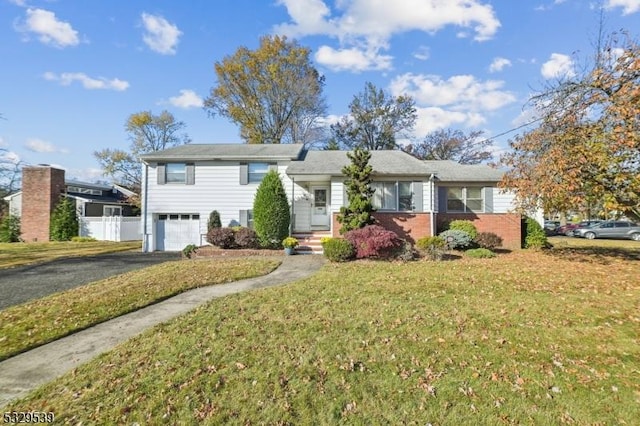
293,232,331,254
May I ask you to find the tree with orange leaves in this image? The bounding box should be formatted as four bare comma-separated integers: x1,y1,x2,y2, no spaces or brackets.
501,31,640,221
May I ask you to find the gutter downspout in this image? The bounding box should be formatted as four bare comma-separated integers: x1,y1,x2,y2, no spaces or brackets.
290,176,295,236
429,173,436,237
142,162,149,252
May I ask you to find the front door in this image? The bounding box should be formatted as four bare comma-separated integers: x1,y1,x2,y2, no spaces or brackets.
311,186,330,227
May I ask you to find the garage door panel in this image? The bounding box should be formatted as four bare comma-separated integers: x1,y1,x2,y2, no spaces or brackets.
156,214,201,251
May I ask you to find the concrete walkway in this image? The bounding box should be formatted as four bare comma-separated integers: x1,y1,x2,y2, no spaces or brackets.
0,254,326,408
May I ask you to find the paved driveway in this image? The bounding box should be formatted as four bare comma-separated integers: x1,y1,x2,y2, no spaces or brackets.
0,251,180,310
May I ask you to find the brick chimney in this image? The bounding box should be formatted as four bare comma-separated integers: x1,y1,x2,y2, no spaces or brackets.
21,166,66,242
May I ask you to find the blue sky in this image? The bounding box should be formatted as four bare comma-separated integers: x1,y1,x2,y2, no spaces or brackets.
1,0,639,182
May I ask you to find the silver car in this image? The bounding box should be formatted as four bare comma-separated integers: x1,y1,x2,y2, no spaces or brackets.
573,221,640,241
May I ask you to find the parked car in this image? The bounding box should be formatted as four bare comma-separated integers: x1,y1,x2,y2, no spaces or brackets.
556,220,603,236
573,221,640,240
544,220,561,235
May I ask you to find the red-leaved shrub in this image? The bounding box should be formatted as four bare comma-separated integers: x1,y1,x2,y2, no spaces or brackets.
344,225,402,259
207,227,235,249
234,227,259,249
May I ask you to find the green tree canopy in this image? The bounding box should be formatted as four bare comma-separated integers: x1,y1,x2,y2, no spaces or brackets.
404,129,493,164
330,82,416,150
501,31,640,221
94,110,190,192
337,147,376,233
205,35,327,146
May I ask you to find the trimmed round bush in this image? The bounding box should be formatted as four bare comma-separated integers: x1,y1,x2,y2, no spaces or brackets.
234,227,259,249
438,229,473,250
465,248,496,258
344,225,402,259
448,220,478,240
416,236,445,251
524,217,548,249
416,236,446,261
474,232,503,250
323,238,355,262
207,227,235,249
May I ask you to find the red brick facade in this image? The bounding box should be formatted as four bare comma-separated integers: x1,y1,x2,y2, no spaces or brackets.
331,212,522,249
21,166,66,242
438,213,522,249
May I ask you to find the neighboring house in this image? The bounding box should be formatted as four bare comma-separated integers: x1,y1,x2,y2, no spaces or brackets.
140,144,523,252
6,165,139,242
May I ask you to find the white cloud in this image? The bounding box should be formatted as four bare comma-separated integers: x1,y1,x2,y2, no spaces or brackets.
605,0,640,14
141,13,182,55
276,0,500,41
390,73,516,111
489,57,512,73
275,0,500,72
17,8,80,48
0,137,7,148
43,72,129,91
541,53,575,79
8,0,27,6
389,73,516,135
315,45,392,72
24,138,67,154
168,89,203,109
413,46,430,61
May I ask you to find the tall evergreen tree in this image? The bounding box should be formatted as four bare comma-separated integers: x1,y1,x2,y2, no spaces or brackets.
337,147,376,233
50,197,79,241
252,170,290,248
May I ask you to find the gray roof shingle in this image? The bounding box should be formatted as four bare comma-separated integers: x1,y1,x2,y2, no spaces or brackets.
286,150,429,176
423,160,504,182
140,143,305,161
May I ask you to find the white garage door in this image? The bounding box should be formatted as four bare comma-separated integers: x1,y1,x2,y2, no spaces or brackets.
156,214,201,251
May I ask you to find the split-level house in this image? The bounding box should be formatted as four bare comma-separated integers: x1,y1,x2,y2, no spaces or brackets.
140,144,522,252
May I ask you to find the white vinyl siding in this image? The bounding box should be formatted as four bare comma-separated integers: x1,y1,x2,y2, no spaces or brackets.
144,161,293,251
492,188,517,213
330,179,345,213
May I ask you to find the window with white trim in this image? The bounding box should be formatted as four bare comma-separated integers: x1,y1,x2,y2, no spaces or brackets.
103,205,122,216
166,163,186,183
447,187,483,213
371,181,413,211
248,163,269,183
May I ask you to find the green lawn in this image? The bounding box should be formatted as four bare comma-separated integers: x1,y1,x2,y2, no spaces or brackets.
6,247,639,424
0,257,281,361
0,241,142,269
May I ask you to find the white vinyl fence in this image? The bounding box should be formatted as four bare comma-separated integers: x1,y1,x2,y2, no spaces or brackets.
79,216,142,241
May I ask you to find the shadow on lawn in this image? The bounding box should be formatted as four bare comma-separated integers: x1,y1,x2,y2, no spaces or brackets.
546,246,640,264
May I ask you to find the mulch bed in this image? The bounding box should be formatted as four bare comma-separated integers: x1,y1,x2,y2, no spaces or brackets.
194,245,283,258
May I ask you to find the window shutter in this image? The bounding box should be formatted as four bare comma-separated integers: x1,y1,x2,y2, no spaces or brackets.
484,187,494,213
239,210,248,227
157,163,166,185
239,163,248,185
186,163,195,185
438,187,448,212
268,163,278,172
413,182,423,212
